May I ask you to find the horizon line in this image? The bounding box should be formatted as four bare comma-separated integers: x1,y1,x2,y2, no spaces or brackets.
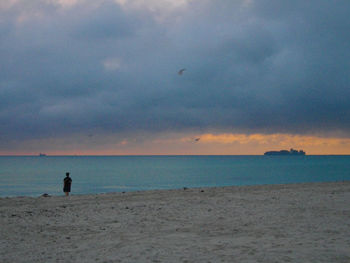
1,154,350,157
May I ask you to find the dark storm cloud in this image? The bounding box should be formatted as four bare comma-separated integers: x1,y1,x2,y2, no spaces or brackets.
72,2,138,40
1,0,350,146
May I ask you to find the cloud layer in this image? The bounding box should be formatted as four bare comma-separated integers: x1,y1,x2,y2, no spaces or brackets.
1,0,350,151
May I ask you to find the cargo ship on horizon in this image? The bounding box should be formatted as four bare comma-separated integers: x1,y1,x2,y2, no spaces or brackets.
264,148,306,156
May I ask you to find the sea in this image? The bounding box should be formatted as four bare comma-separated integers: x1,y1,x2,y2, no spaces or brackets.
0,155,349,197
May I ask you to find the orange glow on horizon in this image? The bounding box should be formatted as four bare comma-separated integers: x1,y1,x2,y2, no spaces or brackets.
1,132,350,156
180,133,350,155
197,133,350,147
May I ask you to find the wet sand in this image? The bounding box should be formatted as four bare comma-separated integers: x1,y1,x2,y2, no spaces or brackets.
1,182,350,262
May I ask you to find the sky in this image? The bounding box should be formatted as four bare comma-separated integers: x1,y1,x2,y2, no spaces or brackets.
1,0,350,155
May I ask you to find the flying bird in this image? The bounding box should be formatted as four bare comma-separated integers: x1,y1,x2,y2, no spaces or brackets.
178,68,186,75
195,138,200,142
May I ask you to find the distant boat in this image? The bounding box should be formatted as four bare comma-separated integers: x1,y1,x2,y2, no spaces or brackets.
39,153,47,157
264,148,306,156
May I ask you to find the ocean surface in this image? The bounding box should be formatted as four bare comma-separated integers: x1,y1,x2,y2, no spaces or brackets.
0,155,349,197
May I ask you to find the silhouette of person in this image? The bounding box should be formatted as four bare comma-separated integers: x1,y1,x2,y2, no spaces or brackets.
63,172,72,196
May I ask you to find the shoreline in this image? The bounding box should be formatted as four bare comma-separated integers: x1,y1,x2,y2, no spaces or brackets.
1,180,350,199
1,181,350,262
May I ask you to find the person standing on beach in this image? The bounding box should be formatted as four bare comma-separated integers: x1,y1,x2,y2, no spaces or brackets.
63,172,72,196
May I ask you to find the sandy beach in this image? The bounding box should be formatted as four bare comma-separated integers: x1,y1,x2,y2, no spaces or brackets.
1,182,350,263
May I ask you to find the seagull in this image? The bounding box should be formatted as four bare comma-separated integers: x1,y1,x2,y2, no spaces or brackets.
178,68,186,75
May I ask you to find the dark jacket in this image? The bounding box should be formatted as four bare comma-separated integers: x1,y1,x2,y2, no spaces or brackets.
63,177,72,192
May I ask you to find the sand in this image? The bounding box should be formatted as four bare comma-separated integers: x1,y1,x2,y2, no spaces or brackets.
1,182,350,263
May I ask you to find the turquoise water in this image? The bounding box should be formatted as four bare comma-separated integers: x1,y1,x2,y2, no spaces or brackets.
0,155,349,197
